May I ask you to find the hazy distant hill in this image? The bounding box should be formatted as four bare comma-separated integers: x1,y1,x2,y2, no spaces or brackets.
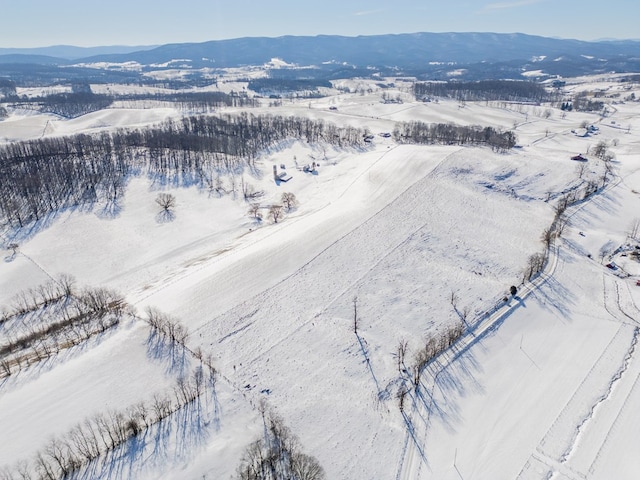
0,54,68,65
0,44,157,60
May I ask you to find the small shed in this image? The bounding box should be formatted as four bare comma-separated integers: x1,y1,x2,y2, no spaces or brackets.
278,172,293,182
273,165,292,182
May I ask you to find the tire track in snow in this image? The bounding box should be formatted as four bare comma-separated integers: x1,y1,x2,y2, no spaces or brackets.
587,369,640,476
624,281,640,315
533,324,636,463
558,327,639,464
526,451,584,480
602,275,626,324
515,454,555,480
616,281,640,324
603,275,640,326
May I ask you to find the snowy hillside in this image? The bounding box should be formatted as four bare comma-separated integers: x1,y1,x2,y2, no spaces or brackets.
1,74,640,479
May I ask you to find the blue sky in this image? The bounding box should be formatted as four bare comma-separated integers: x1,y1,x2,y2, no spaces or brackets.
1,0,637,48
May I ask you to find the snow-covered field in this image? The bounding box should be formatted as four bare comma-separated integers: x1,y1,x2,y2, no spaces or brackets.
1,75,640,479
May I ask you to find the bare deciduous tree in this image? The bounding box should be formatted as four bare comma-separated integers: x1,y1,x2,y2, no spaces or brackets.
628,218,640,240
541,228,554,248
524,252,546,281
34,453,56,480
575,162,587,180
396,339,408,373
235,410,325,480
555,219,568,238
69,424,97,461
397,386,409,413
449,290,458,309
412,348,429,387
593,140,608,159
0,360,11,377
44,438,77,478
458,305,470,326
291,453,326,480
268,204,283,223
248,203,262,220
281,192,298,211
352,296,359,334
57,274,76,297
155,192,176,211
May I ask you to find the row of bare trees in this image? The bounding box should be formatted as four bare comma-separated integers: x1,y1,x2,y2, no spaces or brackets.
2,282,124,334
523,197,571,283
525,141,619,283
395,322,465,411
0,283,126,378
393,121,517,152
0,368,212,480
112,90,256,111
144,307,190,347
0,313,121,379
402,322,465,390
8,90,253,118
1,275,74,320
414,80,553,103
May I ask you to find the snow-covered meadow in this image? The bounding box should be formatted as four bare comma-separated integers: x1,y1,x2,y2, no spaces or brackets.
1,74,640,479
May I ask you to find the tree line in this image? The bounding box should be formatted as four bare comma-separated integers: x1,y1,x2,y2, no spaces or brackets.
393,121,517,152
568,91,605,112
36,92,114,118
5,90,255,119
248,78,331,97
0,78,17,98
111,90,257,110
414,80,553,103
0,113,365,229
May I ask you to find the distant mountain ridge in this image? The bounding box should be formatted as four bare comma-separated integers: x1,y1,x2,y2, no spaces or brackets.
2,33,639,68
2,33,640,84
75,32,640,68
